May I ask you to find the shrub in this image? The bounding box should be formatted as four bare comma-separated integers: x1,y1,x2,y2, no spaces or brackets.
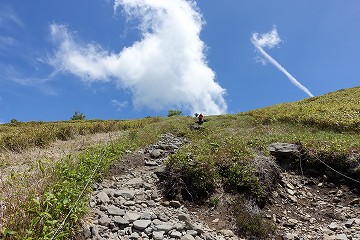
161,152,218,201
10,119,19,124
167,109,182,117
234,197,276,239
71,111,86,121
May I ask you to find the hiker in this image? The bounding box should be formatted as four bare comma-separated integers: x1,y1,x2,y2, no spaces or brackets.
197,113,204,124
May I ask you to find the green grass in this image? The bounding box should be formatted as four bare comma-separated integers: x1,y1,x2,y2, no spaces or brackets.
1,87,359,239
0,118,161,152
247,86,360,133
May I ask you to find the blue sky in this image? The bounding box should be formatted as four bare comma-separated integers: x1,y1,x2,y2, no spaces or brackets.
0,0,359,122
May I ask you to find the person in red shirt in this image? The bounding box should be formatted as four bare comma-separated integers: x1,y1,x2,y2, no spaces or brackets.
198,113,204,124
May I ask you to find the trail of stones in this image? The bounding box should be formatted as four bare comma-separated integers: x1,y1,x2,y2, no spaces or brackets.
82,133,238,240
268,143,360,240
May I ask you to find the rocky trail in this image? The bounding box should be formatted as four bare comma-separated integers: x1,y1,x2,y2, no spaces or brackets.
79,134,360,240
266,170,360,240
80,133,238,240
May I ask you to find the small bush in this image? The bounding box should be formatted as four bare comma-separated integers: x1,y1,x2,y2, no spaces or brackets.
161,152,218,201
234,197,275,239
71,111,86,121
10,119,19,124
167,109,182,117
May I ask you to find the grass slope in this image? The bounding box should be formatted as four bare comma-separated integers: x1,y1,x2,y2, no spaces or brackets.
247,86,360,133
0,87,359,239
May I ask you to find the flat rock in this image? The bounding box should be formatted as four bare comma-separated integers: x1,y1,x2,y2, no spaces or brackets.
133,220,151,230
113,216,129,226
96,191,110,203
125,177,143,187
170,200,181,208
155,224,174,232
150,149,163,158
181,234,195,240
328,222,339,231
335,234,348,240
115,189,135,200
153,231,165,240
98,215,111,226
107,205,125,216
124,212,141,222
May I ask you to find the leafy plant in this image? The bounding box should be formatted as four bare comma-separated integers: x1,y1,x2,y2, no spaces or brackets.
167,109,182,117
71,111,86,121
208,196,221,208
234,197,276,239
10,119,19,124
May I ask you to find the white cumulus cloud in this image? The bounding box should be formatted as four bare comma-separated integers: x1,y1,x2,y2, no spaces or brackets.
48,0,227,115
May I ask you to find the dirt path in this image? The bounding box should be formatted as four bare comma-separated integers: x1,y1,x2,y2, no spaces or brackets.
79,133,239,240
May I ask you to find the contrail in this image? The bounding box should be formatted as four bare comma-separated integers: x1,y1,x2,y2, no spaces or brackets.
251,27,314,97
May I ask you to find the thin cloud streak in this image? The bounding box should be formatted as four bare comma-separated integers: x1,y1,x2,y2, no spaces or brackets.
251,27,314,97
48,0,227,115
0,5,23,28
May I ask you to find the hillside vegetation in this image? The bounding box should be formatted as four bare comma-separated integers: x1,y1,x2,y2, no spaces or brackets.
248,86,360,133
0,87,359,239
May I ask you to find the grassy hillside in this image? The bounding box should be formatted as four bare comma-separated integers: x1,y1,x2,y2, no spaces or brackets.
247,86,360,132
0,87,359,239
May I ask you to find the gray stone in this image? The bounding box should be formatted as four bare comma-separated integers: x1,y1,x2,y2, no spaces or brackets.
129,232,140,239
115,189,136,200
288,195,298,203
140,212,152,220
349,198,360,205
170,200,181,208
283,219,297,228
98,215,111,226
145,160,158,166
124,200,136,206
170,230,182,238
203,233,216,240
178,213,191,222
186,230,198,236
83,225,92,238
335,234,348,240
181,234,195,240
268,143,301,159
284,233,296,240
156,224,174,232
150,149,163,158
219,229,235,237
124,212,141,222
113,216,129,226
328,222,339,231
133,220,151,230
345,219,355,228
286,188,295,195
125,177,144,187
107,205,125,216
146,200,157,207
158,214,170,222
153,231,165,240
89,201,96,208
152,219,163,225
151,191,159,200
96,191,110,203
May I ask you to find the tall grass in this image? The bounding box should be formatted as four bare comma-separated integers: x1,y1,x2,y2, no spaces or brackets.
247,86,360,133
0,118,161,153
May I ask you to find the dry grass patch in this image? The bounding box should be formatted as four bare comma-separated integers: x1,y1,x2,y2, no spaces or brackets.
0,131,123,237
